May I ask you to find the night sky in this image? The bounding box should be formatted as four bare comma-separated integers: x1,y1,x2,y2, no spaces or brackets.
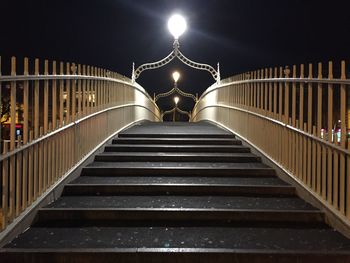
1,0,350,113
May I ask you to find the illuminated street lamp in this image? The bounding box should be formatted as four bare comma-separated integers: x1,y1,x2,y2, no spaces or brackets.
131,14,220,84
154,71,197,102
172,71,180,83
168,14,187,40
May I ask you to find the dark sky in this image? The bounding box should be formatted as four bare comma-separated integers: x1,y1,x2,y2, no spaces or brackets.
1,0,350,113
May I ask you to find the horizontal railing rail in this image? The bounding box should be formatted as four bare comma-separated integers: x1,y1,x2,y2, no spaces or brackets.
0,56,161,231
192,61,350,226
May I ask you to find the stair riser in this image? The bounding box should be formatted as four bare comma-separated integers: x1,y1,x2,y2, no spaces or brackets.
81,168,276,177
94,155,260,163
62,185,296,196
36,209,324,224
118,134,235,139
112,139,242,145
2,250,349,263
104,146,251,153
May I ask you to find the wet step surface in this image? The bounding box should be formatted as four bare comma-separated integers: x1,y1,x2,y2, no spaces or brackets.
118,122,234,137
2,121,350,263
105,144,251,153
94,152,260,162
6,225,350,251
46,196,316,210
71,176,289,186
112,137,242,145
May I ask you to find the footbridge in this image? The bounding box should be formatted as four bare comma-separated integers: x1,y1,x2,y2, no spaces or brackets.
0,55,350,262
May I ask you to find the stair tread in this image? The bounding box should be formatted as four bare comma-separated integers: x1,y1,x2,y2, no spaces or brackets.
97,152,257,157
5,226,350,251
46,196,316,210
71,176,289,186
113,138,239,142
86,162,271,169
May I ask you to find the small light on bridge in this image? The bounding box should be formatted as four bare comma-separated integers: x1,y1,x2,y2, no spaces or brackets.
172,71,180,83
174,96,180,105
168,14,187,39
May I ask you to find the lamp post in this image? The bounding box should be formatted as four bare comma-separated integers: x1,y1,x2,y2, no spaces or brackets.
173,96,179,122
131,14,220,84
154,71,197,102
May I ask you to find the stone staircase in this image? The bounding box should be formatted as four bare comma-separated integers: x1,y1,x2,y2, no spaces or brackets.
1,121,350,262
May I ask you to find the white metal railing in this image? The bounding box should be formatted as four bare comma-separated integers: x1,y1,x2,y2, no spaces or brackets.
0,56,161,231
192,61,350,226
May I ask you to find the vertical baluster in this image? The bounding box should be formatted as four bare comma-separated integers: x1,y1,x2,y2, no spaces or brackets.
52,61,57,130
77,64,82,119
71,63,76,122
59,62,64,127
278,67,283,121
268,68,273,116
15,138,22,216
316,62,322,195
326,62,333,202
9,57,17,221
254,71,257,112
273,68,278,118
299,65,305,182
34,59,40,139
292,65,297,174
28,131,33,205
284,67,290,168
339,61,346,214
44,60,49,134
86,66,90,115
257,70,261,112
2,142,9,229
22,58,29,211
263,69,267,115
260,69,264,114
92,67,96,111
43,61,49,192
312,126,317,191
48,123,52,187
66,62,71,124
38,127,43,195
307,63,313,187
82,65,86,117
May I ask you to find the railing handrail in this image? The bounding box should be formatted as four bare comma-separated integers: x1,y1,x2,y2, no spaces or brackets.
192,103,350,156
0,74,160,110
198,77,350,104
0,103,161,162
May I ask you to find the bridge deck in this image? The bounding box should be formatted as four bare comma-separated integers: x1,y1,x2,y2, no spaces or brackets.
1,121,350,262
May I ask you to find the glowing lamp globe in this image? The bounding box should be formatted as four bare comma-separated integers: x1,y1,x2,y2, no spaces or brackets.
168,14,187,39
174,96,180,105
172,71,181,83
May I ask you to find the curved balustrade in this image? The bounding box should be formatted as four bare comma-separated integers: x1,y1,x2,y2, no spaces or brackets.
192,61,350,226
0,56,161,231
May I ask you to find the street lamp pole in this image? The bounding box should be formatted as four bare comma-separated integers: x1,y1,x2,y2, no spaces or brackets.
173,96,179,122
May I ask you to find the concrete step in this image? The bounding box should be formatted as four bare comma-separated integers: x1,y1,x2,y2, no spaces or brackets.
112,137,241,145
117,133,235,139
36,207,324,225
71,175,290,186
2,247,349,263
94,152,260,163
82,162,276,177
63,184,295,196
4,224,350,263
104,144,251,153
